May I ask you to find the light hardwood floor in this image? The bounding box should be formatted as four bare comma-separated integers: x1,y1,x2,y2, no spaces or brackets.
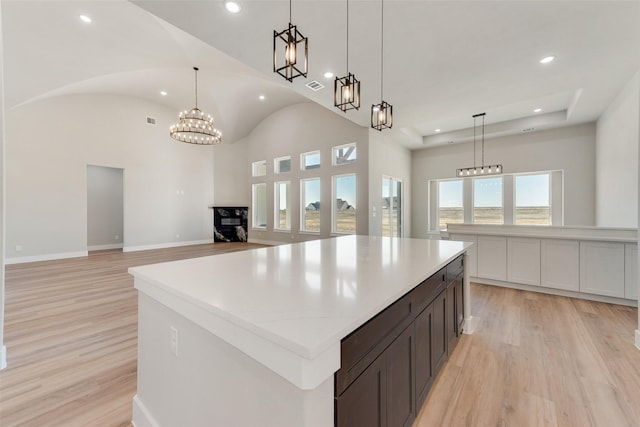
1,244,639,427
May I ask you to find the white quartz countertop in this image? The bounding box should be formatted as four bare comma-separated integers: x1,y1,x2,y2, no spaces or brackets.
445,224,638,242
130,235,471,388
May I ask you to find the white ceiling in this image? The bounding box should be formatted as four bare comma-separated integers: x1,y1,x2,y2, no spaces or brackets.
3,0,640,150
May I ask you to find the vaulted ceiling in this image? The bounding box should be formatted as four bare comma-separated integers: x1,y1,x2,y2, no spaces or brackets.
3,0,640,149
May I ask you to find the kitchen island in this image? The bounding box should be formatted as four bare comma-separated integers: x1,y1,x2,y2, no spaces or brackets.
129,235,473,427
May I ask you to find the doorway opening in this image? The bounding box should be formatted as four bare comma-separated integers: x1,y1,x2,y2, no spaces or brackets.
87,165,124,252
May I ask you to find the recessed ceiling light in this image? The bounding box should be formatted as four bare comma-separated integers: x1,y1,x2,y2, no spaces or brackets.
160,91,168,96
533,108,542,113
224,1,241,13
435,129,441,132
323,72,334,79
539,56,555,64
259,95,265,100
79,15,92,23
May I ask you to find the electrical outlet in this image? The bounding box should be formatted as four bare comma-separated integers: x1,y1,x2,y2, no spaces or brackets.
170,326,178,356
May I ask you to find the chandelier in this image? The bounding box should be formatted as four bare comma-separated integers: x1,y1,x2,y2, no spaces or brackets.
170,67,222,145
456,113,502,177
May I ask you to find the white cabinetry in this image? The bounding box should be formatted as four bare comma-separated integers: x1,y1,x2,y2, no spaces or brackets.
579,241,625,298
625,244,638,300
540,240,580,292
449,234,477,276
507,237,540,286
477,236,507,281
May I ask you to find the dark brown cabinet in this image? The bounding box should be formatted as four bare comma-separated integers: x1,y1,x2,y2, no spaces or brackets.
335,256,464,427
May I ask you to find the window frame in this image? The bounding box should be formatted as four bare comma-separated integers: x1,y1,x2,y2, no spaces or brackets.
513,172,552,226
251,160,267,177
300,177,321,233
274,181,292,231
472,176,504,225
300,150,321,171
251,183,267,230
274,156,292,174
332,143,357,166
332,173,357,234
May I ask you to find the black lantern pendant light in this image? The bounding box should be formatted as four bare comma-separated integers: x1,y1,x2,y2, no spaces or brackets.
273,0,308,82
334,0,360,112
371,0,392,130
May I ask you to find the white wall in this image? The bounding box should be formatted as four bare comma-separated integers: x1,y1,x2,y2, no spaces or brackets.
5,93,214,262
596,71,640,228
368,129,412,237
87,165,124,250
0,1,7,369
213,137,249,207
412,123,597,238
244,102,369,244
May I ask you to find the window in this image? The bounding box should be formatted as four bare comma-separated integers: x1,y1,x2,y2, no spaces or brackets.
301,178,320,232
333,174,356,233
382,176,402,237
473,177,503,224
252,160,267,177
333,143,357,165
515,173,551,225
275,156,291,174
438,180,463,228
274,181,291,230
301,151,321,170
252,183,267,229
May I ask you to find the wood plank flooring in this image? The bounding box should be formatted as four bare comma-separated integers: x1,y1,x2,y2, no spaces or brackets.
0,243,264,427
1,244,639,426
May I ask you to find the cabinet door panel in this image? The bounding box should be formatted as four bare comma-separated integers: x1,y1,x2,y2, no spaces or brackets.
477,236,507,281
455,278,464,334
540,239,579,291
580,241,625,298
431,291,447,374
386,326,415,427
414,305,433,406
625,243,638,300
335,356,386,427
507,237,541,286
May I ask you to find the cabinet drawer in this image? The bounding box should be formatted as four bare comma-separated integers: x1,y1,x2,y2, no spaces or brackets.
412,268,446,314
446,255,463,283
336,291,414,395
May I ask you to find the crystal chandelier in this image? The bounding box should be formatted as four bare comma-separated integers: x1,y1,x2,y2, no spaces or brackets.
170,67,222,145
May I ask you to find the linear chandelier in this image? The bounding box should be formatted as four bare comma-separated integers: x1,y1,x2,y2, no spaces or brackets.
334,0,360,112
273,0,308,82
456,113,502,177
371,0,392,131
170,67,222,145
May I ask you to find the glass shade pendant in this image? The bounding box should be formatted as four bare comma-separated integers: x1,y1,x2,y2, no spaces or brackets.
335,0,360,112
170,67,222,145
273,0,308,82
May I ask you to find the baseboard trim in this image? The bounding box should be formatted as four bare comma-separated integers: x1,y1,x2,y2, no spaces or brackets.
1,345,7,370
5,251,88,265
123,240,212,253
132,394,160,427
472,277,637,307
88,243,124,251
635,329,640,350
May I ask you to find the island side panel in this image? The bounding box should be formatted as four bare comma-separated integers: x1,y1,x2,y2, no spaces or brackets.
133,293,334,427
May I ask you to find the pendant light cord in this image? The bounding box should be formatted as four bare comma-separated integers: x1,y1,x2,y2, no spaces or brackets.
289,0,292,23
193,66,199,109
346,0,349,72
473,115,477,169
380,0,384,99
482,113,485,166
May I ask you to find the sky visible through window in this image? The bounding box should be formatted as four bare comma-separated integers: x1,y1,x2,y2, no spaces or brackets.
304,179,320,206
474,177,502,207
439,180,463,207
516,174,549,206
335,175,356,208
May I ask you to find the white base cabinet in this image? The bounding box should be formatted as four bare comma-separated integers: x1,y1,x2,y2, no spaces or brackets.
507,237,540,286
579,241,625,298
477,236,507,281
625,243,638,300
449,234,477,276
540,240,580,292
